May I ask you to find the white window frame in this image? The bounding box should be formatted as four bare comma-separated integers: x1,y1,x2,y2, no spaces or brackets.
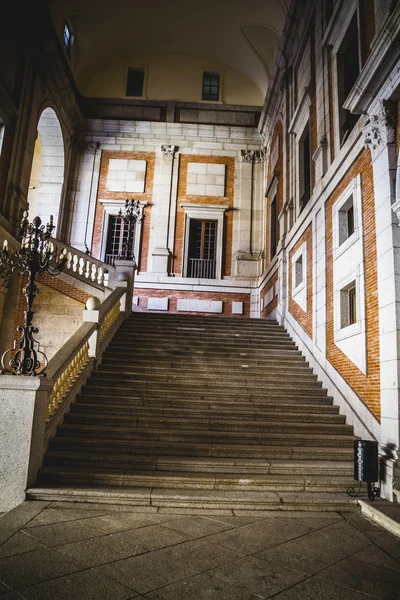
334,269,363,342
291,241,307,312
180,203,229,280
333,174,362,259
99,200,147,267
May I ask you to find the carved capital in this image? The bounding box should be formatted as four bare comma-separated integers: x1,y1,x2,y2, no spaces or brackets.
253,150,266,164
240,150,255,163
364,101,396,156
161,145,178,158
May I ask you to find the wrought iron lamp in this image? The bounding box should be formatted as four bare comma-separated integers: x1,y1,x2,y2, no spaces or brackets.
118,199,142,261
0,212,67,376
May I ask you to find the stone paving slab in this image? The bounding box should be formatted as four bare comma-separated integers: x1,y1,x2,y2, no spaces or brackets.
0,502,399,599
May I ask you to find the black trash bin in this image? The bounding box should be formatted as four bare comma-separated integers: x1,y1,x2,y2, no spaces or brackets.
354,440,379,500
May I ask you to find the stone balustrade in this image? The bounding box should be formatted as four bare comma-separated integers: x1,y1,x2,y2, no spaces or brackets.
51,237,116,288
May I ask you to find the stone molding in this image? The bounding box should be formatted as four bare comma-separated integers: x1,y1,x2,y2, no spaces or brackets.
161,144,178,158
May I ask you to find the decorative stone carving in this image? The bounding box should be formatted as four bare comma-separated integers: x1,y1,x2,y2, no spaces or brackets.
253,150,266,163
363,101,396,155
240,150,255,163
74,140,100,154
161,145,178,158
240,150,265,163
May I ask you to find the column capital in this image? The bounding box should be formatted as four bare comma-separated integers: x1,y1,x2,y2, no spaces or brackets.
363,101,396,157
73,140,100,154
161,144,178,158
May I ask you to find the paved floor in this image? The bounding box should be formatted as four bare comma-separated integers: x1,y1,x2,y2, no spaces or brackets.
0,502,400,599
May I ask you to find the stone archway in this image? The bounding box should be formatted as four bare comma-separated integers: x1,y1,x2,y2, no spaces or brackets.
27,107,65,232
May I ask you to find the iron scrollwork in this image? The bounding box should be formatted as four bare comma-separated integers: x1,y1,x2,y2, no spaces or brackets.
0,213,67,376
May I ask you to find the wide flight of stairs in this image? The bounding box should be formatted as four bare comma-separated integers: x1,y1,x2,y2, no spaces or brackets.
29,313,360,511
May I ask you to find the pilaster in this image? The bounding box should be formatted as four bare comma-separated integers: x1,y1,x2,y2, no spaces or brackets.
363,100,399,499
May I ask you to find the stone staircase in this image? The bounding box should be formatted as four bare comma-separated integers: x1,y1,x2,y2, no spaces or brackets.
29,313,360,511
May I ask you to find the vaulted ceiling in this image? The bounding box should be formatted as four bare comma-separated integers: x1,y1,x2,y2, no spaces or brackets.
47,0,288,95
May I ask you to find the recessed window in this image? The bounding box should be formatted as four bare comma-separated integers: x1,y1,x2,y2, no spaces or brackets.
338,195,355,245
105,215,133,266
340,281,357,328
126,68,145,97
299,121,311,211
187,219,217,279
202,72,220,102
63,22,73,56
337,13,361,146
270,195,279,258
295,255,304,288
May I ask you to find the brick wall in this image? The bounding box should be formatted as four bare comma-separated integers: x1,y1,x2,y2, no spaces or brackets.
92,150,156,272
174,154,235,276
289,223,313,339
325,149,380,419
133,288,251,317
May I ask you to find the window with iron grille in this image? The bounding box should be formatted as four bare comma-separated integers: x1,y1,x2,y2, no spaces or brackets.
202,72,220,102
126,68,145,97
105,216,133,266
188,219,217,279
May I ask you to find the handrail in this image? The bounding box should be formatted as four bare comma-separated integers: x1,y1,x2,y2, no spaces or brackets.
45,286,126,429
50,237,116,288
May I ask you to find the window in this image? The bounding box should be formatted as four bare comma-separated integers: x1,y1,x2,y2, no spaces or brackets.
105,215,133,266
270,195,278,258
337,13,361,145
299,121,311,211
126,68,145,97
340,281,357,328
187,219,217,279
202,72,220,101
338,195,355,245
63,22,73,56
295,255,304,288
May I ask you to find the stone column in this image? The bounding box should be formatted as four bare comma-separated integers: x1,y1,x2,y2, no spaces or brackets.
234,150,263,279
363,101,399,500
0,376,53,511
149,145,178,275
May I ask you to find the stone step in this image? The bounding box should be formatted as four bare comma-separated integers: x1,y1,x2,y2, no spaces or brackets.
49,436,355,460
85,378,324,394
26,485,360,512
57,422,356,446
44,451,353,475
37,465,358,493
64,411,353,435
75,395,340,413
101,356,309,368
78,387,333,403
94,368,320,384
71,402,344,422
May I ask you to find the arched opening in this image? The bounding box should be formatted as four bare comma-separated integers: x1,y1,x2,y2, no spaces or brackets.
27,107,65,233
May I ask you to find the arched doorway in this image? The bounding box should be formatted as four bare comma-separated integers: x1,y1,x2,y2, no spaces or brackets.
27,107,65,233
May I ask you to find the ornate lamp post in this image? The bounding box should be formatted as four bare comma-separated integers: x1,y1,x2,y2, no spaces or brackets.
118,199,142,261
0,212,67,376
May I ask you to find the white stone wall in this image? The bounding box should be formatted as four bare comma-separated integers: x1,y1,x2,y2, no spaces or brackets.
67,120,264,300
